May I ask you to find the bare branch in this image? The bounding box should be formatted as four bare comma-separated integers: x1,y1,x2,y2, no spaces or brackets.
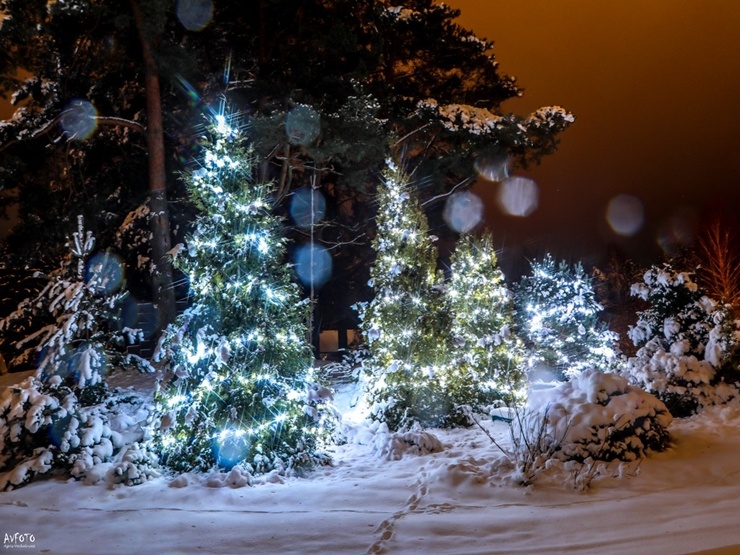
421,177,473,207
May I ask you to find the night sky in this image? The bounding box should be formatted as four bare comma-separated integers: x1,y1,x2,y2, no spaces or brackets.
3,1,740,275
447,0,740,273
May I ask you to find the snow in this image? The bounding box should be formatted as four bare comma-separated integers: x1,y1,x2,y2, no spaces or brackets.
1,371,740,554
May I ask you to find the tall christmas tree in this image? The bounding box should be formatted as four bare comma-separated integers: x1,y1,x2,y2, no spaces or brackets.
152,115,333,474
448,232,525,406
514,254,618,381
355,161,452,430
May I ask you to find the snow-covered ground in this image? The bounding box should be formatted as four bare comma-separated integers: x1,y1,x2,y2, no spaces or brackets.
1,370,739,555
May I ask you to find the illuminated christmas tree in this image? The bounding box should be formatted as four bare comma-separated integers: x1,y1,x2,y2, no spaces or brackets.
152,115,334,473
514,254,618,381
355,161,453,430
448,232,525,406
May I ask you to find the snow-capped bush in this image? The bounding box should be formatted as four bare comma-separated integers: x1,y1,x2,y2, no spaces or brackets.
621,263,740,416
524,370,672,464
0,377,119,490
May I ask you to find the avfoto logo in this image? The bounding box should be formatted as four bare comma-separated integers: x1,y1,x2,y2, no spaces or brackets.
3,533,35,549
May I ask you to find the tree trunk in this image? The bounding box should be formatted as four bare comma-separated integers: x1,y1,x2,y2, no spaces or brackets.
130,0,177,332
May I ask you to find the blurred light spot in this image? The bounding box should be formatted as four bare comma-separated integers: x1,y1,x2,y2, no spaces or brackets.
497,176,538,217
285,105,320,146
294,244,332,288
213,430,250,470
60,99,97,140
443,191,484,233
86,252,124,296
606,194,644,236
176,0,213,31
474,153,509,182
657,208,698,256
290,188,327,228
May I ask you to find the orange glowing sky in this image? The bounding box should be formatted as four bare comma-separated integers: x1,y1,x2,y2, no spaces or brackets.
2,2,740,270
447,0,740,269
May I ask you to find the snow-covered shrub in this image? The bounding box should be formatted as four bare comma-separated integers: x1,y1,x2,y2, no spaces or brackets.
622,263,740,416
476,370,671,488
514,254,619,381
524,370,672,463
108,443,161,486
0,376,124,490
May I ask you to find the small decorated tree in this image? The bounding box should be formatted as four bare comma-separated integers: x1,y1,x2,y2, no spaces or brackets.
355,161,453,429
447,232,525,407
152,115,334,474
514,254,618,381
622,262,740,416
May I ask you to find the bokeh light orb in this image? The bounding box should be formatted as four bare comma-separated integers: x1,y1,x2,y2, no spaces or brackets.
86,252,124,296
176,0,214,31
212,430,250,470
657,208,697,256
474,152,509,182
290,188,327,228
60,99,97,140
294,244,332,288
606,194,644,236
496,176,539,217
285,104,321,146
443,191,484,233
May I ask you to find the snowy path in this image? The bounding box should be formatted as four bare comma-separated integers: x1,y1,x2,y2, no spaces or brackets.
2,408,740,554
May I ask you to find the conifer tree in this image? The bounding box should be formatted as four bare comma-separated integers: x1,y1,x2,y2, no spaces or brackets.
355,161,453,430
152,115,334,474
623,262,740,415
448,232,525,406
514,254,618,381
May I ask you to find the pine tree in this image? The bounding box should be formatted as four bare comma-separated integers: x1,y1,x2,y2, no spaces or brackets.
152,115,334,474
0,217,144,489
448,232,525,406
514,254,618,381
0,216,138,395
355,161,453,430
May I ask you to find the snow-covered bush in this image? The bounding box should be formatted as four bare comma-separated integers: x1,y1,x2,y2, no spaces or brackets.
478,370,671,488
0,376,124,490
514,254,619,381
524,370,672,463
622,263,740,416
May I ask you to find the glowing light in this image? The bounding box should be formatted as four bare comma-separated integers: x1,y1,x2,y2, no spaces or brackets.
290,188,327,228
606,194,644,236
176,0,213,31
497,176,538,217
443,191,484,233
214,114,231,136
60,99,97,140
294,244,332,288
285,104,320,146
